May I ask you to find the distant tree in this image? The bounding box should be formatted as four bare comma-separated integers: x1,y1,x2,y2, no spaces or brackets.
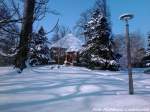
74,9,92,43
0,2,19,66
143,33,150,67
29,27,51,66
51,24,71,43
59,25,71,39
50,24,60,43
130,33,146,67
114,32,146,68
79,9,119,70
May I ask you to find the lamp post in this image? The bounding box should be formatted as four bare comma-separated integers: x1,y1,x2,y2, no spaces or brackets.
120,13,134,95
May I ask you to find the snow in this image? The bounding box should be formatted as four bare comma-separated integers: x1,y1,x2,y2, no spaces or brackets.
0,66,150,112
66,46,79,52
91,55,118,66
146,63,150,66
0,49,18,57
50,34,82,52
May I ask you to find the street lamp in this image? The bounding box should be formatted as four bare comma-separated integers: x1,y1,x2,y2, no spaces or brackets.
120,13,134,95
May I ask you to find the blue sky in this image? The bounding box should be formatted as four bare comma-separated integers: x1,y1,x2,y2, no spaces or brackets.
36,0,150,38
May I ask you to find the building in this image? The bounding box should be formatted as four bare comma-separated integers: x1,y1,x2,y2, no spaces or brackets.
49,34,82,65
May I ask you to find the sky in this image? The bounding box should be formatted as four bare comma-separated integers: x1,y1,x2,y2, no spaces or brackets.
36,0,150,38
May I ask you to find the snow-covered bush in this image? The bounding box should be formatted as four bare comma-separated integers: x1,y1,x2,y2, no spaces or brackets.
144,34,150,66
143,33,150,73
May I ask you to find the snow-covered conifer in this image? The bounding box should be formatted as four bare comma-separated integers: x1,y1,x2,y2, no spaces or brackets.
29,27,51,66
79,9,119,71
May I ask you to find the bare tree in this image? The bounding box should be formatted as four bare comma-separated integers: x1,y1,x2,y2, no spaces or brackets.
114,32,146,68
130,33,146,67
74,9,92,43
14,0,35,72
59,25,71,38
0,1,20,66
51,24,71,43
0,0,53,72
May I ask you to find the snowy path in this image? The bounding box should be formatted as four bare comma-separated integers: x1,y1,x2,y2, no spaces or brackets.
0,66,150,112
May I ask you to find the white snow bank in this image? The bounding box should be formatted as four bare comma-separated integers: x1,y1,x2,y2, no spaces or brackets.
0,66,150,112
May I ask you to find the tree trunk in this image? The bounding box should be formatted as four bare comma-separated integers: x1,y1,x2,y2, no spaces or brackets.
14,0,35,72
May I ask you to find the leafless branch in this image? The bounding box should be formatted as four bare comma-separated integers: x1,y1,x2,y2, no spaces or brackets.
11,0,22,19
45,18,59,35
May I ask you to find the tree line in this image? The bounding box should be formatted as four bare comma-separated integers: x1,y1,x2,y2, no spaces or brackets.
0,0,149,72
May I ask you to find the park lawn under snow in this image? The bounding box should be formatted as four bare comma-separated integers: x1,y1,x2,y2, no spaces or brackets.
0,66,150,112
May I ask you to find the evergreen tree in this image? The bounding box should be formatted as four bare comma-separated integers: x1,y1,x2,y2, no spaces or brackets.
79,9,119,71
29,27,51,66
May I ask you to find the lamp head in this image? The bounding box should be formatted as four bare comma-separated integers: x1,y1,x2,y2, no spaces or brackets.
120,13,134,21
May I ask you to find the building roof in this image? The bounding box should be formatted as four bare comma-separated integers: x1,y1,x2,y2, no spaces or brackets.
50,34,82,52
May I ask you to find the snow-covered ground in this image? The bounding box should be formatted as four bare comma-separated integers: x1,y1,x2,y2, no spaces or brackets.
0,66,150,112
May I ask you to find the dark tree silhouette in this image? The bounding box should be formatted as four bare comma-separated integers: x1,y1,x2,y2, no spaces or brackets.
29,27,51,66
14,0,35,72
